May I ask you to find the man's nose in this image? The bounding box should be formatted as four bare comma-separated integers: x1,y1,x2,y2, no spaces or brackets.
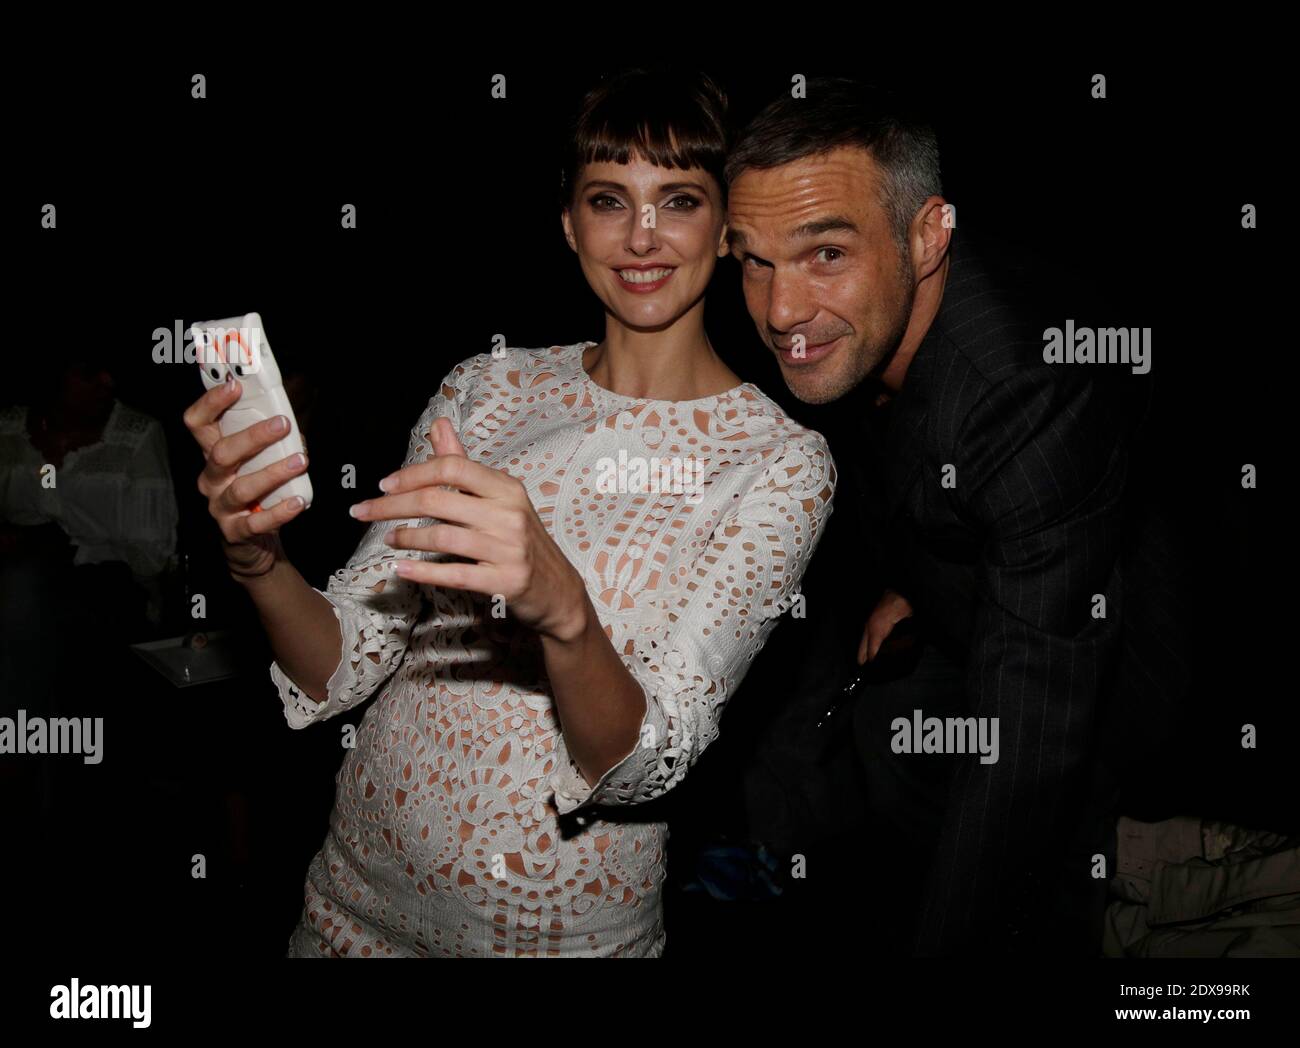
766,268,816,333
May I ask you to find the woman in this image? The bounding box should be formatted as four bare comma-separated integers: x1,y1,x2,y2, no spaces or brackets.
182,69,834,956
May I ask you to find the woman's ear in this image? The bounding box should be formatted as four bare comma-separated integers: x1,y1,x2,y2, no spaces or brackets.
560,209,577,253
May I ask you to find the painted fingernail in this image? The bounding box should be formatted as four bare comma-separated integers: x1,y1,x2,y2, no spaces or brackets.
271,415,288,433
287,453,305,469
378,476,396,492
349,502,368,518
287,496,304,510
394,561,414,577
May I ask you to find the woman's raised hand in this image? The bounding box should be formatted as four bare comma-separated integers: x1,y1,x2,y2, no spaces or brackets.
348,417,589,642
183,377,310,579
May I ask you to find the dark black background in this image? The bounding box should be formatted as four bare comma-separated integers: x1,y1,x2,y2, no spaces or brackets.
4,49,1287,977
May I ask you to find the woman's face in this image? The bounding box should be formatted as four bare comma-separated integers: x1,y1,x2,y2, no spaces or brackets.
562,150,728,331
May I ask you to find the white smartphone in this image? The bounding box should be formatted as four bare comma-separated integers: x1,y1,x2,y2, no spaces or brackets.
190,311,313,511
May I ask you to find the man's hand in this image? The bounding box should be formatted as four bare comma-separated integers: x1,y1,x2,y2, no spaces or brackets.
857,588,915,664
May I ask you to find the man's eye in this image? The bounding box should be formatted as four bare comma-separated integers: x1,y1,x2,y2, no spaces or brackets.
742,255,770,269
814,247,845,263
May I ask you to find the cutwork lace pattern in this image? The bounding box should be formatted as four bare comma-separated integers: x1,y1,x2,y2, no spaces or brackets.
276,344,834,956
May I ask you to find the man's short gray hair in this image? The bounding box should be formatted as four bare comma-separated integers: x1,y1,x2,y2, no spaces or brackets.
725,78,942,254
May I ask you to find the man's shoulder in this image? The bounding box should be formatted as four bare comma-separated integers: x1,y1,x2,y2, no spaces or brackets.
921,235,1117,436
107,401,165,452
920,233,1059,401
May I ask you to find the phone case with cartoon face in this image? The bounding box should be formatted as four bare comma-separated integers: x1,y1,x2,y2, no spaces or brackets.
191,311,313,510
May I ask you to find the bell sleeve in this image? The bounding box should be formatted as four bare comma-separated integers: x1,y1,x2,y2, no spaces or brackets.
545,429,836,815
272,358,486,729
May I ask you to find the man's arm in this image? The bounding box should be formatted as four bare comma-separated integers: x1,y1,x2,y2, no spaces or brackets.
914,365,1127,954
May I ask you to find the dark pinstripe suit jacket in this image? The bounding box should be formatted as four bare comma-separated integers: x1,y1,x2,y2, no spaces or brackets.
850,232,1184,954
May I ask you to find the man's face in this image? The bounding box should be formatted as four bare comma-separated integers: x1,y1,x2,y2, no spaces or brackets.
62,365,114,412
727,146,915,404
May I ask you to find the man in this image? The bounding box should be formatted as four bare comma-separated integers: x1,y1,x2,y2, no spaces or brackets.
714,78,1190,955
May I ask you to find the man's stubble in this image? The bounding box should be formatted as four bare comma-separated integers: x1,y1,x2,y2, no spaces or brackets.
786,253,916,406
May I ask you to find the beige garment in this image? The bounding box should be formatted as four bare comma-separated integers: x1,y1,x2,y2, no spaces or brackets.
1104,814,1300,957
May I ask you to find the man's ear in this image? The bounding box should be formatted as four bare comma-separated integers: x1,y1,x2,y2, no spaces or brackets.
561,209,577,253
911,196,952,281
716,220,730,258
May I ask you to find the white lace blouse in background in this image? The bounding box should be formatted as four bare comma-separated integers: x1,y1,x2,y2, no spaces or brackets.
275,344,835,957
0,401,178,577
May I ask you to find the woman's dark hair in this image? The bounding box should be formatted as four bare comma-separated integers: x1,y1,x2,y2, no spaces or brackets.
560,69,730,210
725,77,941,253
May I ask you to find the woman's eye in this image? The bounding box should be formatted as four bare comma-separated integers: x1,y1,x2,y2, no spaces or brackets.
664,195,701,210
814,247,845,264
590,194,622,211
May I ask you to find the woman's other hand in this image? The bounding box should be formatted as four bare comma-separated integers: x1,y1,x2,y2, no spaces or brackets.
347,418,588,642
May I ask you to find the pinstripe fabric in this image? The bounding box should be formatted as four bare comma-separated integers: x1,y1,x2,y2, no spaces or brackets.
853,233,1170,954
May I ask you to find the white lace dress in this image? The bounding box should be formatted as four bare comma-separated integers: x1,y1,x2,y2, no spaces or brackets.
275,344,835,957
